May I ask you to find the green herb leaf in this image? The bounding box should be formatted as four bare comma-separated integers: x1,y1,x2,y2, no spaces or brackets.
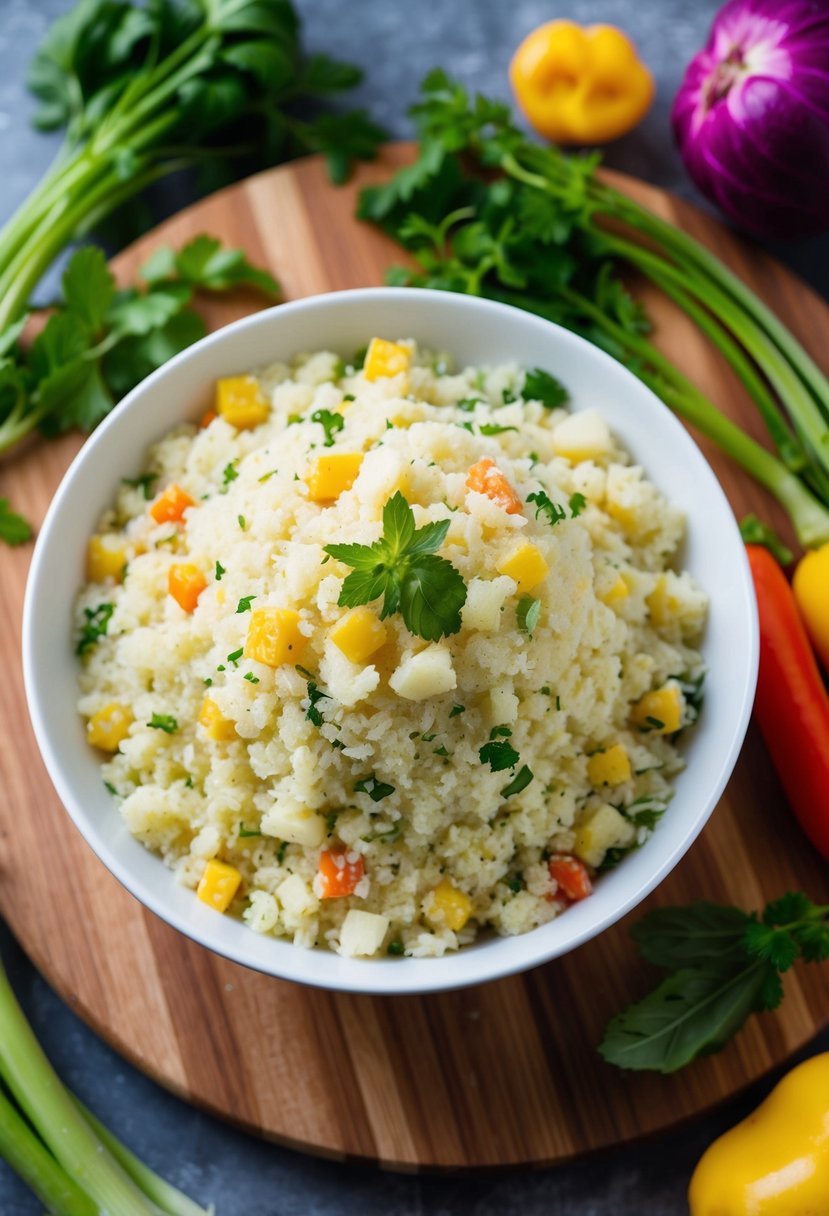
223,461,239,486
479,738,520,772
479,423,517,436
449,704,465,717
172,236,280,297
147,713,178,734
238,824,262,838
500,765,534,798
527,489,567,527
517,595,541,637
522,368,569,410
215,561,226,581
236,595,256,613
0,499,32,546
75,602,114,656
569,492,587,518
122,472,157,500
354,774,395,802
631,903,753,970
305,681,329,728
311,408,345,447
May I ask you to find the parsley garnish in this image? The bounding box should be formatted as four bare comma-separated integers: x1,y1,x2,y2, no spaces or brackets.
600,893,829,1074
479,423,517,436
75,602,114,655
215,561,225,581
237,514,247,531
276,842,288,864
238,824,262,838
354,774,395,802
121,472,157,500
244,672,260,684
311,408,345,447
500,765,534,798
569,492,587,517
387,940,405,956
449,704,465,717
236,595,256,613
147,713,177,734
527,489,566,527
324,491,467,641
227,648,243,666
0,499,32,546
103,780,117,796
479,727,520,773
305,681,330,728
222,461,239,487
517,595,541,637
258,469,278,483
522,368,569,410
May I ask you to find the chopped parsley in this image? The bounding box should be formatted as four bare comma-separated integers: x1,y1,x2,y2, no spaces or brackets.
449,704,465,717
305,681,330,728
237,514,247,531
527,489,567,527
121,472,157,500
324,491,467,641
238,824,262,838
227,648,243,666
500,765,534,798
258,469,278,483
243,672,260,684
456,397,482,412
203,677,213,686
311,408,345,447
354,774,395,802
215,560,225,581
287,413,302,426
479,727,520,772
506,877,523,894
103,780,117,796
236,595,256,613
387,940,405,956
75,603,114,656
325,810,339,835
569,492,587,517
147,713,178,734
222,461,239,487
517,595,541,637
479,423,517,436
522,368,569,410
276,841,288,864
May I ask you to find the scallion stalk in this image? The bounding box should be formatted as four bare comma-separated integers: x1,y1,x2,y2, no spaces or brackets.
0,1085,98,1216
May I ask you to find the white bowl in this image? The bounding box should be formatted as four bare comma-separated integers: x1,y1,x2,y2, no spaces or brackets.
23,288,758,995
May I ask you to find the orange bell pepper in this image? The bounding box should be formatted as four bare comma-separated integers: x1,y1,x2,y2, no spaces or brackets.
510,20,654,145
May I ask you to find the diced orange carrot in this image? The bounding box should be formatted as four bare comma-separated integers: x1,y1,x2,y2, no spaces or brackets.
318,849,365,899
168,563,207,613
150,484,196,525
200,408,217,428
465,458,523,515
548,855,593,902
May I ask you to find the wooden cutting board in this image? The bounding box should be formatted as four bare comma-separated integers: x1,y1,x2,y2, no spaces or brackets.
1,144,828,1170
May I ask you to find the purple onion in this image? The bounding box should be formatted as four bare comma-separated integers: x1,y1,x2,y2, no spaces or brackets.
672,0,829,238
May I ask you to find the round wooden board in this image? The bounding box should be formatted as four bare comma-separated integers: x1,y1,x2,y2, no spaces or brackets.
1,145,828,1170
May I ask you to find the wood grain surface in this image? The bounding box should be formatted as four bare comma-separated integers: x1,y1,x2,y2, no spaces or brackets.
1,144,827,1169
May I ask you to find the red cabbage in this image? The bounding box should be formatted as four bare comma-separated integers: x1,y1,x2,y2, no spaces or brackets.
672,0,829,238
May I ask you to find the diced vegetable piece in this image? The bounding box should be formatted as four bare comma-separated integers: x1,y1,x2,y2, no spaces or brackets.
265,801,326,847
149,483,195,525
197,859,241,913
363,337,410,381
198,696,237,741
86,703,132,752
465,457,523,514
339,908,389,957
305,452,364,502
548,854,593,901
631,684,683,734
277,874,317,917
244,607,307,666
600,573,630,606
646,574,680,626
216,375,270,429
426,879,473,932
573,804,636,867
552,408,613,462
199,408,217,428
587,744,632,787
168,563,207,613
86,536,127,583
318,849,366,899
461,576,513,631
497,542,549,592
389,644,457,700
329,606,387,663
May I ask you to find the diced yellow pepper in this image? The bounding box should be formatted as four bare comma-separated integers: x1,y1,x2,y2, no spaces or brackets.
600,573,630,606
587,744,632,787
631,685,683,734
363,337,410,382
426,879,473,932
86,703,133,752
646,575,681,626
198,696,237,741
244,607,308,667
497,542,550,593
216,375,270,430
197,859,242,913
86,536,127,583
305,453,364,502
329,606,387,664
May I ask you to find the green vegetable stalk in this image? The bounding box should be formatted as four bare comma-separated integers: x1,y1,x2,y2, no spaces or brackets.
0,948,211,1214
358,70,829,549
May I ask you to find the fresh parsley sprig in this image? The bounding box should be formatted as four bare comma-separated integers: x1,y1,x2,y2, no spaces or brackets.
324,492,467,641
599,893,829,1073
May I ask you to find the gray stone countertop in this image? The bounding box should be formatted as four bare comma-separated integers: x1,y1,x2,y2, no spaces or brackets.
1,1,828,1212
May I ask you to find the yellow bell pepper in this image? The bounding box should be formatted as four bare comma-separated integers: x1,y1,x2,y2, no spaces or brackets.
793,543,829,672
197,859,242,914
689,1053,829,1215
426,880,473,933
86,703,133,752
510,21,654,145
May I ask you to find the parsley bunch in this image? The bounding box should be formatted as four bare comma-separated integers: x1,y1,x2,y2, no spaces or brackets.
324,491,467,641
358,69,829,550
600,893,829,1073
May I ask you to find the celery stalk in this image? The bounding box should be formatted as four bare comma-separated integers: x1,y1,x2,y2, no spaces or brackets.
0,1086,98,1216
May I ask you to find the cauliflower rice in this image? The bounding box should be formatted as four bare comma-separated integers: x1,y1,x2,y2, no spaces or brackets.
76,338,707,959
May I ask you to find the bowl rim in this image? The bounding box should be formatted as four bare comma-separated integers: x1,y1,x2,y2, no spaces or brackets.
22,287,759,995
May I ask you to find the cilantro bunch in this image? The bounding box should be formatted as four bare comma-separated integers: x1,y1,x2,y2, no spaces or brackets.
358,69,829,550
324,492,467,641
600,893,829,1073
